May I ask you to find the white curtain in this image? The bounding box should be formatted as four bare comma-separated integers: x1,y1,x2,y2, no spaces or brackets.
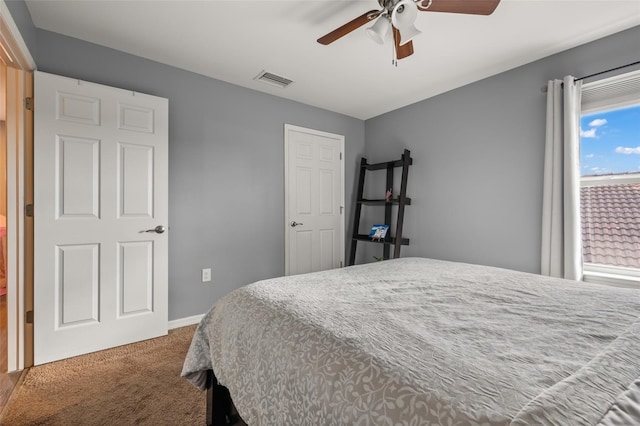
541,76,583,280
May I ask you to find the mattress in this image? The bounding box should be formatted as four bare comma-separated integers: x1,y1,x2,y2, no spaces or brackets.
182,257,640,425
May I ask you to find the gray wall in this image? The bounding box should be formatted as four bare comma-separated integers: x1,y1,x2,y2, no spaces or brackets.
10,0,640,316
363,25,640,274
35,29,365,321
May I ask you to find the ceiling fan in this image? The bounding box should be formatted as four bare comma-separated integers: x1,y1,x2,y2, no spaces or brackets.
317,0,501,61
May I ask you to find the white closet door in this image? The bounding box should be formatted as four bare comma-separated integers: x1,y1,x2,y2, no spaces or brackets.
285,124,344,275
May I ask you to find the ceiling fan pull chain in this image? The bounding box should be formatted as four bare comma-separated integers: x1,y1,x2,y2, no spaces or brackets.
391,41,396,66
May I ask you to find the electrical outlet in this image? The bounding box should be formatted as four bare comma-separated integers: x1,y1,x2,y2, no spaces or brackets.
202,268,212,283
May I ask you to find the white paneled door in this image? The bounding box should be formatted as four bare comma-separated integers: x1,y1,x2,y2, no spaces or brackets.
285,124,344,275
33,71,168,365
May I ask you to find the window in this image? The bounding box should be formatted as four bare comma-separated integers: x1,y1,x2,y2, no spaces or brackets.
580,70,640,288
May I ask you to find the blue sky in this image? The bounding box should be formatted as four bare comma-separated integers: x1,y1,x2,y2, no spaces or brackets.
580,103,640,176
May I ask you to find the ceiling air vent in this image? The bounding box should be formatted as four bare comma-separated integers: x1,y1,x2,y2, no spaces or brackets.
254,70,294,89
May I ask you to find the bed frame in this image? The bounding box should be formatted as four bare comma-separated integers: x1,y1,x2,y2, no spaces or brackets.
205,369,246,426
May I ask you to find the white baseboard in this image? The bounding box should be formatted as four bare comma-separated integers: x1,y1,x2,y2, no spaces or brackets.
168,314,204,330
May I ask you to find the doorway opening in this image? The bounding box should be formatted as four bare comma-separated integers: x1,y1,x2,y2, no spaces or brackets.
0,44,20,416
0,3,36,416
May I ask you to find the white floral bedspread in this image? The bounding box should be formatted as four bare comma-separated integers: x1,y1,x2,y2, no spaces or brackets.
182,257,640,425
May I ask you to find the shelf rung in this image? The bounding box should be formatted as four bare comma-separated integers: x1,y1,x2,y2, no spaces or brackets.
364,157,413,171
357,198,412,205
352,234,410,245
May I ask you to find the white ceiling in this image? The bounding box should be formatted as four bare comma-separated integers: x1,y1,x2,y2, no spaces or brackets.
25,0,640,120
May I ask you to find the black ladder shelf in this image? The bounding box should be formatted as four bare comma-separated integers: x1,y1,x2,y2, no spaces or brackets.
349,149,412,265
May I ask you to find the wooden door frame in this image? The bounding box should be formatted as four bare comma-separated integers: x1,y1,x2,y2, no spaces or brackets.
1,0,36,371
283,124,345,276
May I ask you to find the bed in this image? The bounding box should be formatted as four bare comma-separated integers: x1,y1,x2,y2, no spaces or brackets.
182,257,640,425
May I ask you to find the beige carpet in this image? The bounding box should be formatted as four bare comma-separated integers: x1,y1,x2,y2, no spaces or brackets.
1,325,206,425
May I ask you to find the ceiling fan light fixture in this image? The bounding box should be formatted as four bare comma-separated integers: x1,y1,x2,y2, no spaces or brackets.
366,16,391,44
391,0,418,31
398,24,421,46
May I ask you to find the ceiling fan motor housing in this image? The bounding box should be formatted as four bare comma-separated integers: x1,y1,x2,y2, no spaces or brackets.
380,0,401,13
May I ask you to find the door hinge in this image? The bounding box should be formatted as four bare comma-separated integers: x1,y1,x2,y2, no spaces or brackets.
340,206,344,215
26,310,34,324
25,97,34,111
25,203,33,217
340,152,342,160
340,261,343,268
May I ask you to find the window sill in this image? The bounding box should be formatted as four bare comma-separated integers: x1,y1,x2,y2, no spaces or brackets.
583,268,640,290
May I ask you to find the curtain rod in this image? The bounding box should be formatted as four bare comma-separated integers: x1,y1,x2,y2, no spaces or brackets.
575,60,640,82
541,60,640,92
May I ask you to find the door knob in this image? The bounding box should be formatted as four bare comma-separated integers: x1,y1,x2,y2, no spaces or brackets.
145,225,166,234
290,221,304,227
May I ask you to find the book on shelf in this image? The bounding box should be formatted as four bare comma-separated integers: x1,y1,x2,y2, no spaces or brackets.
369,224,389,241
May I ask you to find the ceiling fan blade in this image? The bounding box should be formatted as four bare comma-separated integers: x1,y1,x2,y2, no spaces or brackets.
417,0,500,15
317,9,381,45
393,27,414,60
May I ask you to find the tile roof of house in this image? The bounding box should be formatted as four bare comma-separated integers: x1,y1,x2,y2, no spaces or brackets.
581,182,640,269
